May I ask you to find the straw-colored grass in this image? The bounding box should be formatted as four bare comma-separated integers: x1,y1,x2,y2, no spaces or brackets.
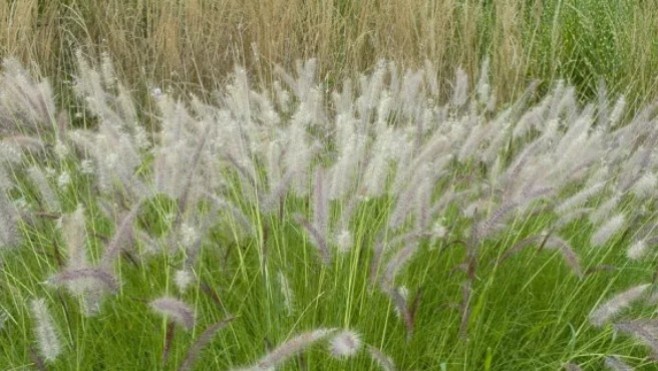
2,1,658,107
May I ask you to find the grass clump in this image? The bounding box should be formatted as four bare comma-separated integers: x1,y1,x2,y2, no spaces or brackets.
0,52,657,370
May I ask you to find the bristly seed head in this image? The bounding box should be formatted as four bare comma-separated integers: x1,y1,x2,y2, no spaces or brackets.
174,269,193,293
149,296,195,330
329,330,362,358
30,298,62,362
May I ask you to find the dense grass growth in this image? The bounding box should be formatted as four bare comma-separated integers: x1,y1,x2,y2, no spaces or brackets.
2,0,658,108
0,51,657,370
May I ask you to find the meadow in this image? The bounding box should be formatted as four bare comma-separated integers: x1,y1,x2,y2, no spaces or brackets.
1,1,658,370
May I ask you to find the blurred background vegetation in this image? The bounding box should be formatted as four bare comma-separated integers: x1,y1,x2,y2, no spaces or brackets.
1,0,657,109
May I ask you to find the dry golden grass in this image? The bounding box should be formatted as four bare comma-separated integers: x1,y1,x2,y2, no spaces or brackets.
1,0,657,106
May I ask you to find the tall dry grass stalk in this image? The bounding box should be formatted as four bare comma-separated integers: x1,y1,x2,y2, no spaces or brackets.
2,1,658,106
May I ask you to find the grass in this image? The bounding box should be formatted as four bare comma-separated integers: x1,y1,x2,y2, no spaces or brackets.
1,2,658,370
2,1,658,109
0,53,657,370
0,188,653,369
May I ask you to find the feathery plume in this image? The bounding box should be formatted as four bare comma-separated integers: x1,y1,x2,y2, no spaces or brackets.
150,296,195,330
0,58,57,134
0,165,13,193
627,240,649,261
458,124,489,162
630,172,657,199
475,201,519,242
293,214,331,265
613,319,658,356
207,194,255,237
370,231,431,287
555,207,593,229
99,202,141,270
387,287,414,339
608,96,627,128
277,271,294,316
334,229,352,254
179,317,235,371
2,135,45,156
27,166,60,213
498,235,543,263
591,214,625,247
0,191,20,249
312,168,329,246
604,356,633,371
176,222,199,252
555,182,606,215
242,328,336,370
367,345,396,371
30,298,62,362
589,284,650,326
543,236,583,277
61,205,88,269
362,128,395,197
174,269,194,294
284,116,315,196
329,130,366,200
381,242,420,290
328,330,361,358
388,182,424,230
369,237,387,287
49,268,119,294
589,196,620,225
260,170,294,214
413,168,434,231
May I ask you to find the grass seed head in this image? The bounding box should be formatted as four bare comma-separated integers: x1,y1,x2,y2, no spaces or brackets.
149,296,195,330
30,298,62,362
329,330,361,358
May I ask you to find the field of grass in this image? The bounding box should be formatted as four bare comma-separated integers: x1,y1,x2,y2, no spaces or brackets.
3,0,658,108
1,1,658,370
